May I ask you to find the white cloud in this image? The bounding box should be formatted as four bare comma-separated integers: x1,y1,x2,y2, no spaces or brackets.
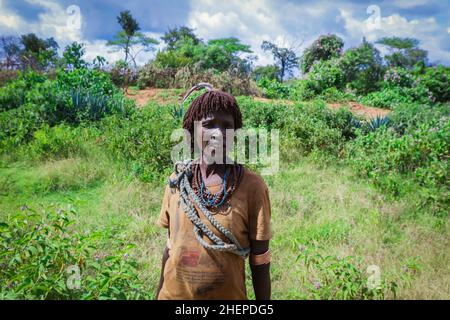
187,0,298,66
0,0,27,30
0,0,162,66
339,8,450,64
0,0,82,48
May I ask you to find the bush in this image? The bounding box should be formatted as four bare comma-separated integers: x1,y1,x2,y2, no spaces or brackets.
0,68,134,154
101,104,178,182
252,65,280,81
256,76,290,99
346,115,449,215
109,60,138,88
137,63,176,89
288,80,316,101
27,124,88,160
340,39,384,95
306,58,346,94
297,248,396,299
0,103,44,152
317,87,356,103
0,70,19,86
0,71,47,112
174,63,259,96
384,67,414,88
359,87,414,109
414,65,450,102
0,206,148,299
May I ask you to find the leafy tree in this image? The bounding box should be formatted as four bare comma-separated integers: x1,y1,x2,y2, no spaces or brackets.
19,33,59,71
0,36,21,70
301,34,344,74
154,37,204,68
107,10,159,67
340,38,384,94
203,37,252,72
62,42,87,70
376,37,428,69
161,26,201,51
261,40,298,82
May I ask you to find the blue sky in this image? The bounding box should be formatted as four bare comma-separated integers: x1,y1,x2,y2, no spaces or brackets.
1,0,449,67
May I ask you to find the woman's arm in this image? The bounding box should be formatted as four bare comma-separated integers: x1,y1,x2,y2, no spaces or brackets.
250,239,271,300
155,231,170,299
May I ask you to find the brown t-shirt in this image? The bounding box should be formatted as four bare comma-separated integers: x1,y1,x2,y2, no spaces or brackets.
157,167,272,300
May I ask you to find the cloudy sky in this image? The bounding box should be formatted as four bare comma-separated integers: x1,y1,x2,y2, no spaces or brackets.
0,0,449,67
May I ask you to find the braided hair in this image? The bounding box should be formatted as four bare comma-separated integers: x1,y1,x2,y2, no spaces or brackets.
182,86,243,135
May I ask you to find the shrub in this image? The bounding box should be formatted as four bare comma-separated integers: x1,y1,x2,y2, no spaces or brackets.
296,248,396,299
359,87,414,109
0,71,47,112
109,60,138,88
0,206,148,299
306,58,346,94
174,63,259,96
288,79,316,101
414,65,450,102
0,103,44,152
28,124,87,159
101,104,178,182
256,76,290,99
317,87,356,102
346,118,449,215
137,63,177,89
55,67,117,97
252,65,280,81
384,67,414,88
0,70,19,86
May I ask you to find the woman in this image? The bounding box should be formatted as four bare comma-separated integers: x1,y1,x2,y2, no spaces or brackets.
156,83,272,300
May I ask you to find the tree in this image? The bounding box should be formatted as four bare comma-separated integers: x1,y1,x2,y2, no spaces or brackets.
261,40,298,82
300,34,344,74
62,42,87,70
19,33,59,71
154,37,204,68
376,37,428,69
203,37,252,72
107,10,159,67
161,26,201,51
340,38,384,94
0,36,21,70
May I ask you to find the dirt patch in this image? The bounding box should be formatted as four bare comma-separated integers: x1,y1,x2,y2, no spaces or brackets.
253,96,390,119
126,88,159,107
126,89,390,119
253,97,294,105
328,101,390,119
125,88,183,107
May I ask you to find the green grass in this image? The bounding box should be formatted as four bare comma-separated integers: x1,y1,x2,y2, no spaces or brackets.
1,141,448,299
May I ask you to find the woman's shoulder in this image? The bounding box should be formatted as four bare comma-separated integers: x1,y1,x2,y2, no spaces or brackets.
241,166,269,191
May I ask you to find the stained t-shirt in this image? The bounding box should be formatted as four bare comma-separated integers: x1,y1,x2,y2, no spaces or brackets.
157,167,272,300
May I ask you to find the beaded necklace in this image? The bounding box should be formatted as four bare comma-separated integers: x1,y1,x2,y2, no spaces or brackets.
191,163,243,208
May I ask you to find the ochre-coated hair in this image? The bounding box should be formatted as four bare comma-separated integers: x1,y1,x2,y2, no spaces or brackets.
182,90,243,134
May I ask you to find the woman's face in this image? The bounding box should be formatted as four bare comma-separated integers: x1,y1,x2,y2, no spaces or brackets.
194,110,235,164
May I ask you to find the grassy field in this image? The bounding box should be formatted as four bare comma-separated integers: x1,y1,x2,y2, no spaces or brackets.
1,95,448,299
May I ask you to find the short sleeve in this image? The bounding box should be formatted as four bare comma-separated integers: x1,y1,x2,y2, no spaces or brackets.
248,181,272,241
158,184,171,228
